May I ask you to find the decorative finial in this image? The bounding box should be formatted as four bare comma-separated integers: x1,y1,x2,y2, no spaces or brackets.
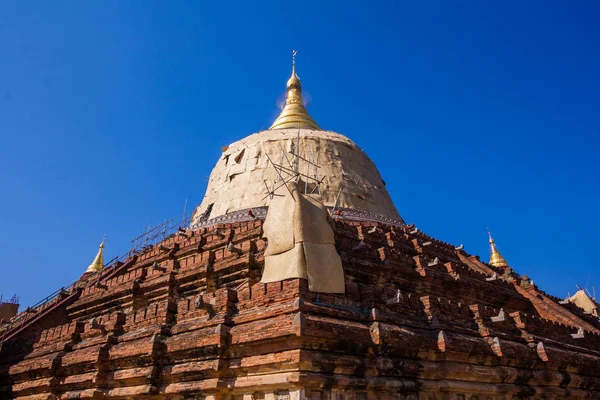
487,228,509,268
269,50,320,130
85,237,105,273
292,49,297,72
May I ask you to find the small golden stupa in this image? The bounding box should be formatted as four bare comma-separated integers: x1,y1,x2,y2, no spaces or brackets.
488,230,509,268
85,239,105,273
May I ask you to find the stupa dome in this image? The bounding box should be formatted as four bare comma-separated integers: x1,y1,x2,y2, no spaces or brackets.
191,128,402,226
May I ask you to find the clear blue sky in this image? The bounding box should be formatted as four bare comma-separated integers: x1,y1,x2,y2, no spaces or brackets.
1,1,599,308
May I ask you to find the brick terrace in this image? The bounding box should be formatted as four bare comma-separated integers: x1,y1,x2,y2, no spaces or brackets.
1,218,599,400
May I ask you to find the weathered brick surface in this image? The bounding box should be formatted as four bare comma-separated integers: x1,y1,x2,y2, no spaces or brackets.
1,218,599,399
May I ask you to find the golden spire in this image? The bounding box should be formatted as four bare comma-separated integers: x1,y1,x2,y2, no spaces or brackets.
487,229,509,268
269,50,320,130
85,238,105,273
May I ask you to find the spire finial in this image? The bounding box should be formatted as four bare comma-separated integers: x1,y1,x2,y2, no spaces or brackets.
487,228,509,268
292,49,297,74
269,50,320,130
85,237,105,273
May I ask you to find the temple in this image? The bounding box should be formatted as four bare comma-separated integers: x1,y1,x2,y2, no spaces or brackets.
1,53,599,400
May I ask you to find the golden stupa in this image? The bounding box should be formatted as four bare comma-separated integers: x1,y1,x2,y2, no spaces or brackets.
269,50,320,130
85,239,105,273
488,230,509,268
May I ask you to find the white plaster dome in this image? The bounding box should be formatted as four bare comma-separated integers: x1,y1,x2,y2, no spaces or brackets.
191,128,402,225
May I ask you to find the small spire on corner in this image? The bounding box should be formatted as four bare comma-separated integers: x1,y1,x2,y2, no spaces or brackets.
85,237,105,273
487,228,509,268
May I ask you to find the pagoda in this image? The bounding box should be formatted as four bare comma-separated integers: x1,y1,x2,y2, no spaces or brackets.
1,53,599,400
